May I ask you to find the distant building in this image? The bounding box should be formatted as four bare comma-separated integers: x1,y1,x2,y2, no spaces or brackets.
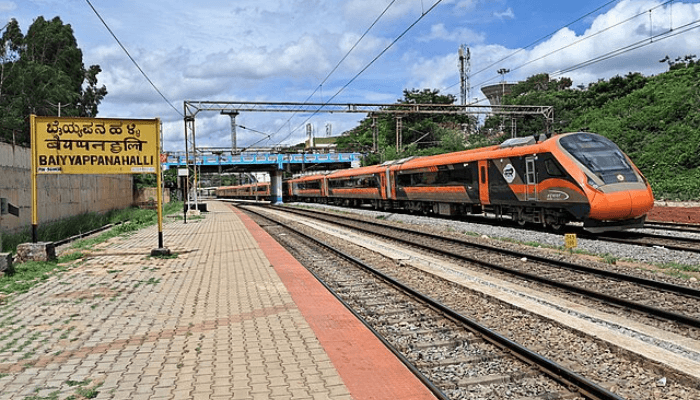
481,82,517,106
305,136,340,152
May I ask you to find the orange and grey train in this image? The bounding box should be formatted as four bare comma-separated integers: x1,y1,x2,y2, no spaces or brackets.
225,132,654,232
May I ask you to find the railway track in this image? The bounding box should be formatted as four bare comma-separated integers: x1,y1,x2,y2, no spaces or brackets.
645,220,700,234
592,229,700,254
263,204,700,336
243,206,622,400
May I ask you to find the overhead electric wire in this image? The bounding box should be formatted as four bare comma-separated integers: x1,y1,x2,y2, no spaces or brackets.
459,0,697,97
469,0,622,82
302,0,399,106
264,0,400,148
84,0,183,117
442,0,622,94
552,16,700,77
274,0,445,146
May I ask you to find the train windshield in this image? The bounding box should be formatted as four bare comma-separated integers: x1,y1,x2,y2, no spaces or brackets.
559,133,638,184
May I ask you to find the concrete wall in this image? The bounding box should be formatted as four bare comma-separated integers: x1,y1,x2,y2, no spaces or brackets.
134,187,170,205
0,142,134,233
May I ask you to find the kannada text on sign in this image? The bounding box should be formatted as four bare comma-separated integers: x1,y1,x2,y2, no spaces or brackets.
33,116,160,175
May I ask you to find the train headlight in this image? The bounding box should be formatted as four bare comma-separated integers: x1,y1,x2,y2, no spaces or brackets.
587,177,600,190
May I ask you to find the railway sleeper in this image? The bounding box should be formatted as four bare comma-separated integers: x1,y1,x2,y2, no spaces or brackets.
455,370,539,388
436,374,512,389
414,354,501,368
410,339,466,350
363,299,410,307
371,307,415,317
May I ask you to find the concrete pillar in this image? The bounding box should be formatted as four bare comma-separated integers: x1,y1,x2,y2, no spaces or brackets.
271,170,284,204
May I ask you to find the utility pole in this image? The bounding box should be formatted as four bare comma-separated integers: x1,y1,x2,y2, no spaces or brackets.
459,45,470,106
497,68,510,135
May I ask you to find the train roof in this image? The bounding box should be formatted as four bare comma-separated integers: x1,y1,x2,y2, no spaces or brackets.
289,173,329,182
389,134,568,171
326,163,386,179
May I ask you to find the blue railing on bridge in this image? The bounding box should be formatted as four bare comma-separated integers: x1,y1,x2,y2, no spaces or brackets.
163,152,363,170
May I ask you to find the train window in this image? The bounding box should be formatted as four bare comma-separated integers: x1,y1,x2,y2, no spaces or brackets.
301,181,321,190
397,173,414,187
480,167,486,184
560,133,638,184
544,159,564,177
398,165,473,187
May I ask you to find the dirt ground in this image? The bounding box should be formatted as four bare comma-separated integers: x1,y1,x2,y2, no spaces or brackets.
647,201,700,224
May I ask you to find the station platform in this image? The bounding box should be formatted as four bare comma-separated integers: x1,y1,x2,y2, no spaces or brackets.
0,200,436,399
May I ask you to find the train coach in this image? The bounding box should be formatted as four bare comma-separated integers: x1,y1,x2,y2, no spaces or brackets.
219,132,654,232
216,182,271,201
382,131,654,232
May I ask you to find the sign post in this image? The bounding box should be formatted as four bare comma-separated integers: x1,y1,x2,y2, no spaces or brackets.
564,233,577,251
30,116,169,254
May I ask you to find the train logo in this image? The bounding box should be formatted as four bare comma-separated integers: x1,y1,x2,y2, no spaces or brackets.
546,190,570,201
502,164,516,183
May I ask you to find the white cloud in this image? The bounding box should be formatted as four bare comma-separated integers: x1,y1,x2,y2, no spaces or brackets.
13,0,700,151
493,7,514,20
407,0,700,101
186,35,331,82
342,0,431,22
419,23,485,43
0,1,15,13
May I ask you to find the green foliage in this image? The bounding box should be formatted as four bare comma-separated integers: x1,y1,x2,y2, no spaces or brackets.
566,63,700,199
133,174,157,189
484,61,700,199
1,202,183,254
0,17,107,144
337,88,475,164
0,202,183,295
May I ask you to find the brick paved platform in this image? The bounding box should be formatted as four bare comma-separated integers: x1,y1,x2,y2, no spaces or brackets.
0,201,436,399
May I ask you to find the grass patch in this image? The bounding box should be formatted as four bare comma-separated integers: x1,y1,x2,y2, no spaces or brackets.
653,261,700,280
0,261,70,295
57,252,84,263
66,379,91,387
601,254,619,265
149,252,178,260
71,201,182,251
0,202,183,296
0,201,183,254
134,277,160,288
23,391,59,400
75,384,101,399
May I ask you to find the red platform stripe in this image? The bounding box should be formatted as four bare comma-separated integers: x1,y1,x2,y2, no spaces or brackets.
234,207,437,400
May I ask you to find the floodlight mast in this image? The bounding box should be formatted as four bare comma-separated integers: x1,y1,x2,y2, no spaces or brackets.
220,110,239,154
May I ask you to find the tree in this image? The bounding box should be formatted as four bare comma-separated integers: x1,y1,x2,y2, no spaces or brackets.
0,16,107,144
337,88,474,164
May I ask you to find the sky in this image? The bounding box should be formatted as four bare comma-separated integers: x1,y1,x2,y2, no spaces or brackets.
4,0,700,152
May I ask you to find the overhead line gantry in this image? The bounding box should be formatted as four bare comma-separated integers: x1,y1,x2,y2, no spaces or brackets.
182,100,554,205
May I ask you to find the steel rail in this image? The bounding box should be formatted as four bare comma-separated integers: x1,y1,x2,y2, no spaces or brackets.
272,204,700,328
644,221,700,232
243,205,624,400
592,231,700,254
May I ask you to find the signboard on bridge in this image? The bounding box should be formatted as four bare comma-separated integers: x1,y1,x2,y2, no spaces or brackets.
31,116,160,175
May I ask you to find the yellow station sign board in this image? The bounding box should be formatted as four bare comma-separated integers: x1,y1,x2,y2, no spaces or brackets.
31,116,160,175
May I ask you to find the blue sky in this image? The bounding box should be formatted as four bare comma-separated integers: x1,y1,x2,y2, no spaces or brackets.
4,0,700,151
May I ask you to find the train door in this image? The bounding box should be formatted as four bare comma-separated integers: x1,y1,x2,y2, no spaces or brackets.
525,157,537,201
478,160,490,205
384,168,392,199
